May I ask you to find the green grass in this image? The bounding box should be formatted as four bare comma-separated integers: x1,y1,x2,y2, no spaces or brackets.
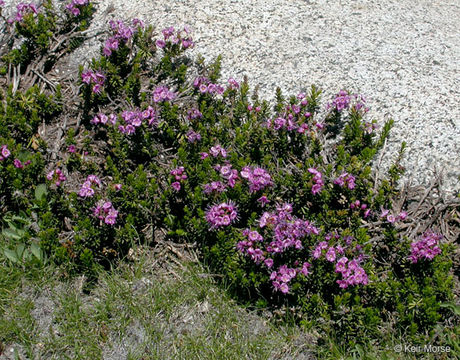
0,248,315,359
0,248,457,359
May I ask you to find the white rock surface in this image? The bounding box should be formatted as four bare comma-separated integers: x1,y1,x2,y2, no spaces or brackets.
3,0,459,195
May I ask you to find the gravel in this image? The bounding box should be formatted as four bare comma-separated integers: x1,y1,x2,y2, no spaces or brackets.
3,0,460,195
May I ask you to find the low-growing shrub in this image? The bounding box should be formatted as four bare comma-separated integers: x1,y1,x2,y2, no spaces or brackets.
0,0,458,352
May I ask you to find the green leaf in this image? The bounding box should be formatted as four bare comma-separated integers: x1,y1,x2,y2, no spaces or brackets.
16,243,26,258
11,215,29,224
175,229,187,236
30,243,43,261
2,228,22,240
440,302,460,316
4,249,19,263
35,183,48,201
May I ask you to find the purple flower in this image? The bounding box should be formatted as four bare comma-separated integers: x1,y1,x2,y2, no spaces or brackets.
162,26,175,39
125,124,135,135
257,195,269,207
228,78,239,89
199,84,208,93
0,145,11,160
132,18,144,29
186,130,201,143
279,283,289,294
105,37,119,52
155,39,166,48
209,145,227,158
152,86,176,103
171,181,181,191
205,202,238,229
386,214,396,223
47,168,67,187
93,199,119,226
240,166,273,193
187,108,202,120
409,230,442,263
13,159,23,169
203,181,226,194
331,90,351,112
311,184,322,195
335,257,348,273
78,175,101,197
335,257,368,288
81,70,93,84
326,247,336,262
308,168,324,194
300,262,311,276
264,258,274,268
92,84,102,94
10,3,38,23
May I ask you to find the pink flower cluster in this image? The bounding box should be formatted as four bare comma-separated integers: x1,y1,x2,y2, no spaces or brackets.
408,230,442,263
335,257,368,288
227,78,240,90
78,175,101,197
91,113,117,126
257,204,319,253
380,208,407,224
81,70,105,94
65,0,89,17
187,108,202,121
13,159,31,169
353,94,367,111
103,19,144,56
186,130,201,143
240,166,273,193
8,2,38,24
257,195,270,207
333,172,356,190
308,168,324,195
170,166,187,191
46,168,66,187
193,77,225,95
328,91,368,113
215,163,239,188
237,229,265,264
210,144,227,158
0,145,11,161
269,263,311,294
93,200,118,225
265,99,321,134
203,181,227,195
311,232,368,289
152,86,176,103
201,144,227,160
313,241,342,260
350,200,371,218
331,90,351,112
155,26,194,50
205,201,238,229
115,107,156,134
362,121,378,134
238,221,315,292
269,116,297,132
